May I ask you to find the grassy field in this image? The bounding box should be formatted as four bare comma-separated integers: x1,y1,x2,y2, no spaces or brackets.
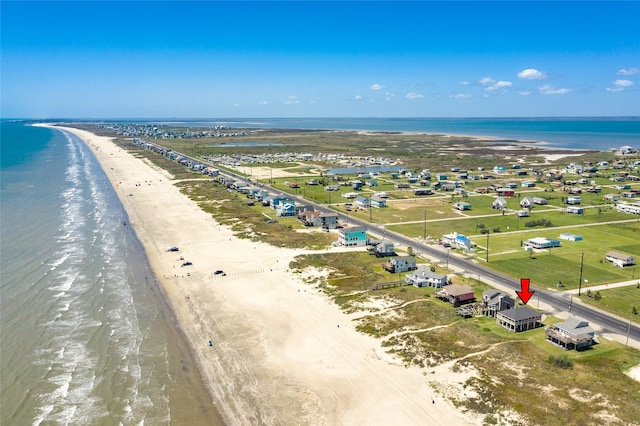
578,285,640,324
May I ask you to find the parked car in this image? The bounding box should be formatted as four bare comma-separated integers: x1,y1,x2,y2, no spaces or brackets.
214,270,226,276
181,261,193,267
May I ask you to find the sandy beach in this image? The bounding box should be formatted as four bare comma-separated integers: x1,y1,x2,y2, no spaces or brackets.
45,125,480,425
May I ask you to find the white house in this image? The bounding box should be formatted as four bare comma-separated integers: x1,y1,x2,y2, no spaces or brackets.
405,266,448,288
605,251,636,267
492,197,508,210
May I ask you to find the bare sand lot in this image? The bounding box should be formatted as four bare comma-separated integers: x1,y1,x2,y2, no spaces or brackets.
46,125,481,425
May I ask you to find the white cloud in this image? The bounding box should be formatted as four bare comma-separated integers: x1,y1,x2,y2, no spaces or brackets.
607,79,634,92
478,77,511,92
384,92,396,101
617,68,640,76
517,68,547,80
283,96,299,105
257,100,269,106
233,103,242,107
614,79,634,87
518,91,531,96
370,83,384,90
405,92,424,100
479,77,495,86
539,84,571,95
485,80,512,91
450,93,471,99
354,95,363,100
459,80,472,86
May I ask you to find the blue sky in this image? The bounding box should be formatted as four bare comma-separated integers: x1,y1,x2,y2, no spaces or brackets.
2,1,639,118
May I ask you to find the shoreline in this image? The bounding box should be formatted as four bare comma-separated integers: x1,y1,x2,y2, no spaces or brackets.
44,125,481,425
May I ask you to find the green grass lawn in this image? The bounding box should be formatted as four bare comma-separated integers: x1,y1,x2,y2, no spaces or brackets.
578,285,640,324
467,222,640,289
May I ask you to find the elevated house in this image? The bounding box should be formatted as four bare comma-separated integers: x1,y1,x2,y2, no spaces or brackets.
566,206,585,214
319,213,339,229
299,210,321,226
604,193,620,202
453,201,472,211
276,201,296,217
370,195,387,208
546,316,596,351
355,196,370,209
605,251,636,267
480,289,515,317
441,182,457,192
496,307,542,332
492,197,508,210
383,256,417,273
338,226,368,247
369,240,396,257
271,195,293,209
441,232,472,250
617,202,640,215
405,266,447,288
559,233,583,241
520,196,535,209
414,188,433,196
566,196,581,205
435,284,475,306
533,197,548,205
496,188,515,198
524,237,561,250
298,211,339,229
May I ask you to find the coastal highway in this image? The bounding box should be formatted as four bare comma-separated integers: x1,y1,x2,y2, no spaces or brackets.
281,189,640,343
328,211,640,343
169,151,640,343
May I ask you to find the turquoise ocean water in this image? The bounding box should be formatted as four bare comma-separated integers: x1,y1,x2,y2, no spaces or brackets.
0,122,221,425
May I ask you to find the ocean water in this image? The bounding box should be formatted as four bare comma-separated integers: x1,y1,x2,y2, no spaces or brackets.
152,117,640,151
0,122,222,425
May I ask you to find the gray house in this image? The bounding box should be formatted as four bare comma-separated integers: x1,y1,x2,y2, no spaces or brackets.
545,316,596,351
496,307,542,332
370,240,395,257
480,289,515,317
492,197,508,210
520,196,535,209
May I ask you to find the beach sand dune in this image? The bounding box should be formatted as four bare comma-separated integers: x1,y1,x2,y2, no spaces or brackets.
49,125,479,425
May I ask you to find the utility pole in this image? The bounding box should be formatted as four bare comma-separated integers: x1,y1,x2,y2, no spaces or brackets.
627,309,633,347
369,195,372,223
485,232,489,263
578,252,584,296
423,210,427,240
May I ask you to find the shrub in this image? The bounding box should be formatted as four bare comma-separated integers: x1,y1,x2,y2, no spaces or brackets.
549,354,573,369
524,218,553,228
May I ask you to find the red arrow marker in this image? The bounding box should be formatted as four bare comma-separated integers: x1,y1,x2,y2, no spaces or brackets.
516,278,535,305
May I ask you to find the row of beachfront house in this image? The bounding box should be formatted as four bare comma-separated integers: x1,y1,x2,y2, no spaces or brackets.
437,285,597,350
